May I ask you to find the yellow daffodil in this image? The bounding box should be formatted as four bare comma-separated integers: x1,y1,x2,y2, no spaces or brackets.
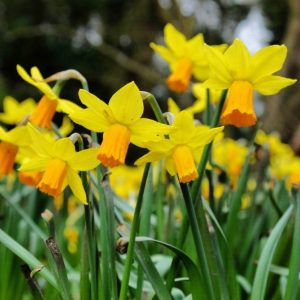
270,155,300,187
151,23,226,93
255,130,293,158
17,65,80,129
0,96,36,125
213,138,248,187
135,110,223,183
204,39,296,127
0,126,29,176
19,124,99,204
69,82,171,168
109,165,143,200
64,226,79,254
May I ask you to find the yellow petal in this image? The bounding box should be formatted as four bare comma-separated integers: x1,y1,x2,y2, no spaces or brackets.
150,43,176,64
130,118,171,147
134,151,165,166
164,23,187,57
109,82,143,124
202,78,230,90
253,75,297,95
3,96,18,112
69,108,110,132
57,99,81,114
78,89,108,112
19,157,50,172
224,39,251,79
31,66,44,81
59,116,74,137
167,98,181,115
27,123,53,156
170,111,196,144
250,45,287,81
53,138,75,160
17,65,56,99
206,45,232,83
6,126,30,146
165,156,176,176
68,148,99,171
67,168,87,204
189,126,224,149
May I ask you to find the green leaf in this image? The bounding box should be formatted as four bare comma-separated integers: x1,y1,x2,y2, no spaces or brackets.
136,236,205,300
135,243,172,300
250,205,293,300
284,191,300,300
0,229,59,292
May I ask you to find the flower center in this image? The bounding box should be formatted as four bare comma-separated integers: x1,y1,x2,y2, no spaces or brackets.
0,141,18,175
167,58,193,93
38,159,68,197
19,171,43,186
221,81,256,127
172,145,198,183
29,96,58,129
97,123,131,168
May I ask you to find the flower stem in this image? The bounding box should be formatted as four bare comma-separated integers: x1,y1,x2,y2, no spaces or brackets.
119,163,151,300
141,92,166,123
180,183,216,300
77,136,98,300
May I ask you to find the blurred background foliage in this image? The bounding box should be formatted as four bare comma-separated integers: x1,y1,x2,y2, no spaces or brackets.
0,0,298,142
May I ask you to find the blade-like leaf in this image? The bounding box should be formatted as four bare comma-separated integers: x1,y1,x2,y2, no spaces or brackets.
0,229,59,291
250,205,293,300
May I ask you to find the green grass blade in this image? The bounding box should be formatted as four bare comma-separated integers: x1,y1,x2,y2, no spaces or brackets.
135,243,172,300
250,205,293,300
0,228,59,292
136,237,205,299
284,191,300,300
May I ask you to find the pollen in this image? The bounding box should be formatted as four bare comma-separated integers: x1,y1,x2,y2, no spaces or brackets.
0,141,18,175
221,81,256,127
38,159,68,197
167,58,193,93
19,171,43,186
29,96,58,129
97,123,131,168
172,145,198,183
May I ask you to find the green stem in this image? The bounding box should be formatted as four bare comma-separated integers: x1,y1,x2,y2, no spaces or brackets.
205,88,212,125
141,92,166,123
77,136,98,300
119,163,151,300
180,183,215,300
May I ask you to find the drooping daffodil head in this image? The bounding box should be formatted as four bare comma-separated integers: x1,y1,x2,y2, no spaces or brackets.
17,65,80,129
204,39,297,127
19,123,99,204
69,81,171,168
135,110,223,183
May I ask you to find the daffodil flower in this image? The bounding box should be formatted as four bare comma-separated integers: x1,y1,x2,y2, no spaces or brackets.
19,124,99,204
69,82,171,168
151,23,226,93
204,39,297,127
212,138,248,187
0,126,29,175
0,96,36,125
135,110,223,183
17,65,80,129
